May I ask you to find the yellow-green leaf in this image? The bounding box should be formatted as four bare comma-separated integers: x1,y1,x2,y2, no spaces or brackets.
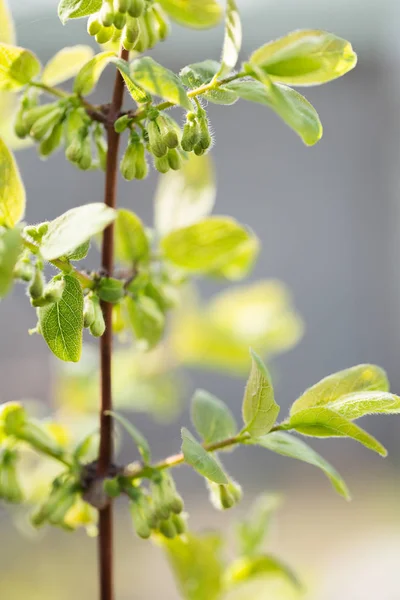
250,30,357,86
216,0,242,79
0,43,41,91
130,57,192,110
242,350,279,436
0,226,21,298
42,45,94,86
73,50,115,96
38,275,84,363
191,389,237,444
224,555,301,592
125,295,165,350
290,364,389,415
0,0,16,45
326,391,400,420
115,209,149,265
181,427,228,484
287,406,387,456
248,432,349,499
58,0,102,24
0,137,25,227
159,0,222,29
155,153,216,235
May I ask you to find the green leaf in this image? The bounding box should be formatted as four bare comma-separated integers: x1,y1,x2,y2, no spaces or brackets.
248,431,349,499
58,0,102,24
105,410,151,463
226,78,322,146
38,275,84,362
97,277,124,303
180,60,237,105
161,216,259,279
181,427,228,484
326,391,400,420
40,203,116,261
160,533,223,600
191,389,237,444
115,209,149,265
223,576,301,600
0,0,16,45
216,0,242,79
155,153,216,235
125,295,165,350
250,29,357,87
130,57,192,110
236,494,281,557
67,239,90,261
110,58,151,105
159,0,222,29
42,45,94,86
0,43,41,91
224,555,301,591
73,51,115,96
0,137,25,227
242,350,279,436
0,226,21,298
286,406,387,456
290,364,389,415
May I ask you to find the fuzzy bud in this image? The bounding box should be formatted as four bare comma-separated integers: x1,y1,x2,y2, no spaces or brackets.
127,0,144,18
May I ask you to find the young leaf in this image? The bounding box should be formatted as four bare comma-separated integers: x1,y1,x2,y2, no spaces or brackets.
181,428,228,484
73,51,115,96
40,203,116,261
161,533,223,600
0,0,16,45
236,494,281,557
0,43,41,90
248,431,349,499
290,364,389,415
226,78,322,146
42,45,94,86
105,410,151,464
155,154,216,235
0,137,25,227
111,58,151,105
115,209,149,265
125,295,165,350
216,0,242,79
38,275,84,362
0,226,21,298
242,350,280,437
326,391,400,420
191,389,237,444
67,239,90,261
286,406,387,456
250,30,357,87
225,555,301,591
180,60,237,105
161,216,259,278
130,57,192,110
58,0,102,25
159,0,222,29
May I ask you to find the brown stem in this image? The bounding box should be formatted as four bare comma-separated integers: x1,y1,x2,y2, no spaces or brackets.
97,46,129,600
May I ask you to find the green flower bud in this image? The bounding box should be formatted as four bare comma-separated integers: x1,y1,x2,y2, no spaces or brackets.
113,10,126,29
198,110,212,150
167,148,181,171
0,402,27,436
0,450,23,504
14,105,30,139
143,7,159,49
32,480,77,528
28,265,44,300
14,255,33,282
48,492,77,526
219,484,235,509
65,134,83,164
93,126,108,171
38,222,49,237
89,295,106,338
30,107,63,141
18,421,65,458
181,114,200,152
194,142,205,156
115,0,129,13
64,108,87,148
154,155,170,174
100,0,115,27
78,131,93,171
127,0,144,18
103,477,122,498
83,294,96,328
95,25,114,44
97,277,125,303
159,518,177,539
129,489,152,539
39,121,63,158
171,513,186,535
120,141,139,181
148,120,167,158
114,114,133,134
22,103,59,133
134,141,148,179
157,115,179,149
87,14,102,36
123,15,140,44
43,277,65,303
134,16,148,52
152,3,170,41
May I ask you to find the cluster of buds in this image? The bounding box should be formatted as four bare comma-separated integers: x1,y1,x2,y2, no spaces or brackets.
83,293,106,338
87,0,170,52
181,107,212,156
14,96,108,171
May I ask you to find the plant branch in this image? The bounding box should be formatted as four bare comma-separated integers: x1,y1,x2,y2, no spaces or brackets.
97,45,129,600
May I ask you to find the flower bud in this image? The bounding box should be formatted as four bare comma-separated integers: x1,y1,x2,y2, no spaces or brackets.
0,450,23,504
194,142,205,156
143,8,159,49
23,103,59,133
113,10,126,29
103,477,122,498
28,265,44,300
122,15,140,45
0,402,27,436
181,114,200,152
148,120,167,158
89,295,106,337
83,294,96,328
115,0,129,12
14,254,33,282
129,489,152,539
14,103,30,139
43,277,65,303
219,484,235,509
87,14,102,36
93,125,108,171
127,0,144,18
159,518,177,539
114,114,133,134
134,141,148,179
152,4,170,41
95,25,114,44
198,110,212,150
39,121,63,158
97,277,125,303
65,108,87,148
30,107,63,141
154,155,170,174
134,15,149,52
100,0,115,27
167,148,181,171
171,513,186,535
157,115,179,149
120,140,139,181
78,130,93,171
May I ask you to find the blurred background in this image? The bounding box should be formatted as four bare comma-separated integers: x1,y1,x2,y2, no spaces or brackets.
1,0,400,598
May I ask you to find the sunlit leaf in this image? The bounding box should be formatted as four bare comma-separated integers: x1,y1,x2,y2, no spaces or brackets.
326,391,400,420
105,410,151,463
236,494,282,557
130,57,192,110
111,58,151,105
58,0,102,24
0,43,41,90
115,208,149,265
216,0,242,79
42,45,94,86
250,29,357,86
0,226,21,298
180,60,238,104
290,364,389,415
0,137,25,227
40,203,116,261
286,406,387,456
181,427,228,484
222,575,301,600
248,431,350,499
38,275,84,362
224,555,301,591
155,153,216,235
73,51,115,96
125,295,165,350
159,0,222,29
0,0,16,45
191,389,237,443
242,350,279,436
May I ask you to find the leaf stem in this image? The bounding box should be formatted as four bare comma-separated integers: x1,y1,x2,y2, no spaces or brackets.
97,45,129,600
